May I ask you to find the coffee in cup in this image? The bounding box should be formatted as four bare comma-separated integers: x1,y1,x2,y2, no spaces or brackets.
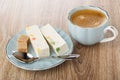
68,6,118,45
70,9,106,28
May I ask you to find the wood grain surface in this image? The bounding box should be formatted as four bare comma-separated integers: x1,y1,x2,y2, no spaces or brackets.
0,0,120,80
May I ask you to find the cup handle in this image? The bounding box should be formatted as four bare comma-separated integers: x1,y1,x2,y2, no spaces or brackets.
100,26,118,43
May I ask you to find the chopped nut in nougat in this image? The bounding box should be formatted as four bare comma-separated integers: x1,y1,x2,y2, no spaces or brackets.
17,42,27,52
17,35,29,53
17,35,29,42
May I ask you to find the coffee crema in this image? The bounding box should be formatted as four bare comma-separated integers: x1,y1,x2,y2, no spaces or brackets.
70,9,106,28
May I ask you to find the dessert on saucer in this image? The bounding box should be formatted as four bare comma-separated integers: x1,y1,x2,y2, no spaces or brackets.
17,24,69,58
6,24,74,70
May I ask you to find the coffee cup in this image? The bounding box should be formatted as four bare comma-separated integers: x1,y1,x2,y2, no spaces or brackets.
68,6,118,45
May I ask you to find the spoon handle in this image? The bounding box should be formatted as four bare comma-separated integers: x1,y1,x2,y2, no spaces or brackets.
35,54,80,60
52,54,80,60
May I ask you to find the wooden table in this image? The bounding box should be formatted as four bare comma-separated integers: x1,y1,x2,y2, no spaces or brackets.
0,0,120,80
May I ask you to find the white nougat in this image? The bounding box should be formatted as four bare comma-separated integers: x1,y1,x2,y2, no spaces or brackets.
26,25,50,57
40,24,69,55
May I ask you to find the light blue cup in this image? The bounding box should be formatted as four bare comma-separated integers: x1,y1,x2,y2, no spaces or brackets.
68,6,118,45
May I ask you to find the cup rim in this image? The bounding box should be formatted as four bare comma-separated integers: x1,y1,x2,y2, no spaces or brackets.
68,5,110,29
